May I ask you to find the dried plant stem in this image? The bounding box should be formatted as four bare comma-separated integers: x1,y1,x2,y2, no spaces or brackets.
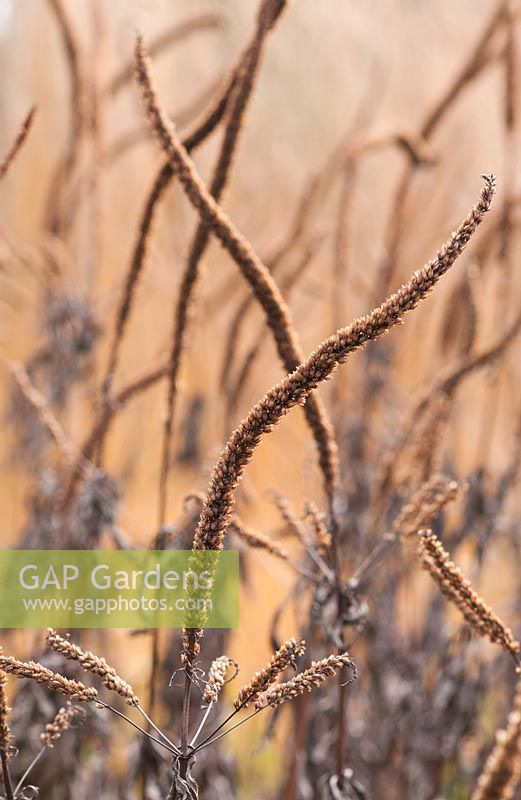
182,176,494,552
101,43,248,407
0,658,13,800
0,656,11,758
96,700,178,754
45,0,87,235
218,127,433,395
379,0,507,295
472,681,521,800
226,232,324,424
156,0,290,527
105,13,224,98
136,705,178,751
135,33,340,515
0,749,14,800
62,360,170,507
0,106,36,182
191,708,261,753
8,362,125,525
13,747,45,798
229,518,289,562
190,702,215,749
85,0,108,295
8,360,76,463
107,72,227,164
373,306,521,516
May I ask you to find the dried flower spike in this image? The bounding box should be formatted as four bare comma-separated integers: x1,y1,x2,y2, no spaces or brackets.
134,33,339,507
203,656,239,704
0,652,11,757
188,175,495,552
305,501,332,553
234,638,306,709
229,518,289,561
0,655,98,703
417,531,521,661
394,474,461,538
41,702,85,748
471,681,521,800
255,653,357,709
46,629,139,706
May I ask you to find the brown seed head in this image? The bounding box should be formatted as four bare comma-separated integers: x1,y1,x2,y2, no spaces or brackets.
234,637,306,709
254,653,356,709
0,655,98,703
417,531,520,661
46,629,139,706
203,656,239,704
41,702,85,748
394,474,461,538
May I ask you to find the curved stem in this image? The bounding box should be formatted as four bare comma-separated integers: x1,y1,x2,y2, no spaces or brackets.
13,746,45,798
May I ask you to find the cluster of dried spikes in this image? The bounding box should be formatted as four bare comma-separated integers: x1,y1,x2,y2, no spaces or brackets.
184,174,496,554
2,3,519,798
133,33,496,558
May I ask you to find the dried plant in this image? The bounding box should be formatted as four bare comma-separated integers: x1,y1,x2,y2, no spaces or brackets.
471,681,521,800
254,653,356,709
0,653,11,758
417,530,521,662
3,3,521,799
0,107,36,182
40,702,85,748
0,656,99,703
0,656,13,800
135,34,340,510
156,0,291,527
305,500,332,554
189,176,494,553
228,518,289,562
393,474,461,539
46,629,139,706
234,638,306,709
202,657,238,705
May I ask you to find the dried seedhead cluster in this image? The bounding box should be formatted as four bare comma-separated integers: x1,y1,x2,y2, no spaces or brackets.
1,1,521,799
